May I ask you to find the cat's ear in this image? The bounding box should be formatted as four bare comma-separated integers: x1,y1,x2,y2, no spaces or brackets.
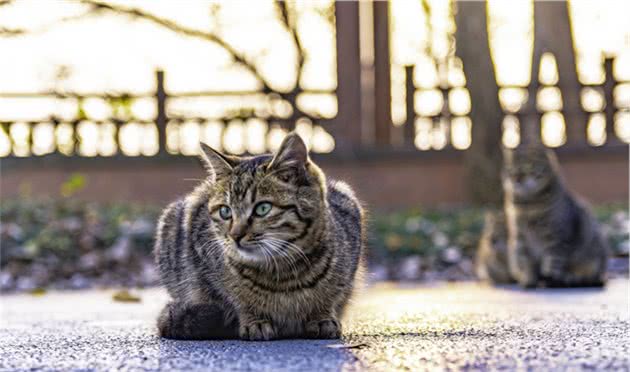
267,132,308,171
199,142,238,180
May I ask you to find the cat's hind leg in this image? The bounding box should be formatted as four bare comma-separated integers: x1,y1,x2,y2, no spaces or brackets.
157,302,238,340
564,254,607,287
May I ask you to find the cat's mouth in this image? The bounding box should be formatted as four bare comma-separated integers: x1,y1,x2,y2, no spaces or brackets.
234,243,265,262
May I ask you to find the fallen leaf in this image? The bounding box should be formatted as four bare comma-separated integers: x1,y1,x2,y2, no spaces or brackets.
29,288,46,296
112,289,141,303
326,343,369,350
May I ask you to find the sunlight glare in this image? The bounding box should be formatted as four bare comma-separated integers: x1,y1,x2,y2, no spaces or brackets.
10,122,30,157
499,88,527,113
0,127,11,157
537,87,563,112
32,122,55,155
586,113,607,146
295,118,314,150
448,88,471,116
414,118,432,151
614,84,630,109
84,98,110,121
56,99,78,121
119,122,142,156
142,123,159,156
98,122,117,156
541,112,566,147
165,122,179,154
615,112,630,143
179,121,201,156
391,65,407,126
55,123,74,155
447,57,466,87
413,58,438,89
77,121,99,156
581,87,605,112
267,125,288,152
311,125,335,153
297,94,338,119
502,115,520,148
202,120,224,151
415,90,443,116
450,116,471,150
431,118,448,150
223,120,245,154
246,119,268,154
131,98,157,121
539,53,559,86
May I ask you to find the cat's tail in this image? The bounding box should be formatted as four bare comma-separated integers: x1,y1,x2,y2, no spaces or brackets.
157,302,238,340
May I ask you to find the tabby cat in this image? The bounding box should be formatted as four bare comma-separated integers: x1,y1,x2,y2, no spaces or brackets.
154,133,365,340
502,144,608,288
475,210,514,284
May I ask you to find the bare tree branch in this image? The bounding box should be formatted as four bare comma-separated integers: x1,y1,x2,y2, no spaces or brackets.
0,7,102,37
275,1,305,92
77,0,272,92
0,26,23,36
3,0,314,121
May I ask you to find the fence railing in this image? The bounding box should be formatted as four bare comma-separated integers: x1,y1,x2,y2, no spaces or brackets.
1,14,628,164
399,56,629,152
0,70,340,159
2,57,628,162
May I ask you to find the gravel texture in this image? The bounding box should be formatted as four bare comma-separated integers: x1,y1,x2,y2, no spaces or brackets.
1,279,628,371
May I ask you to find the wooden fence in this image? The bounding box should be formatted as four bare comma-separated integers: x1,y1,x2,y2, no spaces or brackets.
1,2,627,207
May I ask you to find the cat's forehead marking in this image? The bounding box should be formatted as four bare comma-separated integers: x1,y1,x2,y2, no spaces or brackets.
230,155,271,204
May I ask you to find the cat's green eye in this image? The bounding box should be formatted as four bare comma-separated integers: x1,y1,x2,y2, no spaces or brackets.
254,202,272,217
219,205,232,220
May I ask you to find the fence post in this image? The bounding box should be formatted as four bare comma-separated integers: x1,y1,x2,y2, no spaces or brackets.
603,57,618,145
333,1,362,153
521,34,544,145
156,70,168,155
373,0,392,147
404,65,415,146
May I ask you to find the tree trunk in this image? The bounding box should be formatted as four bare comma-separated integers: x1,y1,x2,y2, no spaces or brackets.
455,1,504,206
533,1,585,145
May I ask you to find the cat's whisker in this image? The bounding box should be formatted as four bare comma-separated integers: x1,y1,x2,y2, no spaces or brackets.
198,237,226,260
263,236,311,267
261,240,300,279
254,242,273,272
260,242,282,282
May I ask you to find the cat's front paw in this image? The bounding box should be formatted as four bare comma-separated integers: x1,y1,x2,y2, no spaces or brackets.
306,318,342,339
541,256,567,281
239,319,276,341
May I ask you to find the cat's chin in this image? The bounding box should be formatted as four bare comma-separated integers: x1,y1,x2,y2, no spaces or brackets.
234,245,266,263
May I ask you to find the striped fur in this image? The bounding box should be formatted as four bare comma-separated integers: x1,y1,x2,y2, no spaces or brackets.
475,210,514,284
154,133,365,340
502,145,608,288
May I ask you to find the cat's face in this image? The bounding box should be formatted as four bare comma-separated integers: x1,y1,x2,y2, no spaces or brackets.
503,145,556,199
200,133,325,264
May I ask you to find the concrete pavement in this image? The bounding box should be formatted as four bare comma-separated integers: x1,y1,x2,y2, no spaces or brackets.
1,279,628,371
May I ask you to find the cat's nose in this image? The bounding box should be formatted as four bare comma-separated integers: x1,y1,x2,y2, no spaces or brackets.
229,223,247,243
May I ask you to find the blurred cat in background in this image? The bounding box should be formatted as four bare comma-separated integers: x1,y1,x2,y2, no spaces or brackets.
500,144,608,288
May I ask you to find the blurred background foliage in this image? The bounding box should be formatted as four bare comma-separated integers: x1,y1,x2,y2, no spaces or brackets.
1,174,627,292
